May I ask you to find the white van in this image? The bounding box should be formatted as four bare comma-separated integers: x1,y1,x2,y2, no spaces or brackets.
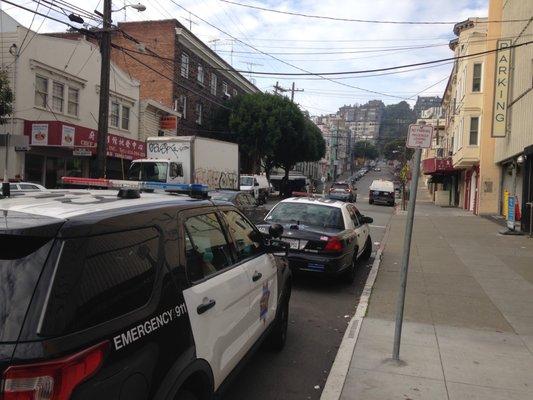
369,179,395,206
240,174,270,204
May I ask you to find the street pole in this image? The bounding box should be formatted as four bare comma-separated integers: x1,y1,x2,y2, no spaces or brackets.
95,0,112,178
392,146,422,361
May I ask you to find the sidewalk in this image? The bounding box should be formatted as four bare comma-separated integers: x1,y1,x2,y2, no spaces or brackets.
340,189,533,400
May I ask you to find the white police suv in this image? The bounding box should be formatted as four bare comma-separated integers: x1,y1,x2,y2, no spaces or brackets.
0,187,291,400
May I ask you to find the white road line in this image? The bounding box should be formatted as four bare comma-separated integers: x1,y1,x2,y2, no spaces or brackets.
369,225,386,229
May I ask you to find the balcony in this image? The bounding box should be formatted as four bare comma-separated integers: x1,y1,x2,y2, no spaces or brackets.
422,157,454,175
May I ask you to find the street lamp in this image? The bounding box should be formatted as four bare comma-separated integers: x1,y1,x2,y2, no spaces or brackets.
112,3,147,13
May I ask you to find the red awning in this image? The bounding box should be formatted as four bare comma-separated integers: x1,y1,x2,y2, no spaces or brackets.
422,157,454,175
23,120,146,160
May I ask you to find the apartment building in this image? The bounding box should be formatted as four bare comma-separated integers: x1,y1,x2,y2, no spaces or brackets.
441,18,488,213
111,19,258,136
414,96,442,118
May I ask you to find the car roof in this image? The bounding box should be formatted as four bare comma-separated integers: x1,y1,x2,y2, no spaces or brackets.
1,189,212,220
278,196,346,208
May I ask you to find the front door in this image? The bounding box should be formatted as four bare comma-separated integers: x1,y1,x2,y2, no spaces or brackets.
347,204,369,256
221,209,278,343
180,211,253,389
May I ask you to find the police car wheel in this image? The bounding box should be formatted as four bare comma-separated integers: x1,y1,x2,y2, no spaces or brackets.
343,254,357,283
176,389,199,400
361,236,372,261
268,298,289,351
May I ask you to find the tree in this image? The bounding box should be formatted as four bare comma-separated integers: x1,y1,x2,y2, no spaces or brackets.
352,141,378,161
378,101,416,152
383,139,414,161
0,69,13,125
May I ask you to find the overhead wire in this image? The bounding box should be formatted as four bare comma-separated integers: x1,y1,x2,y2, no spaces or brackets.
219,0,530,25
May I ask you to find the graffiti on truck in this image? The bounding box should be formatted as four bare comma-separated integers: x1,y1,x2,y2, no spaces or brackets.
148,142,190,159
195,168,238,189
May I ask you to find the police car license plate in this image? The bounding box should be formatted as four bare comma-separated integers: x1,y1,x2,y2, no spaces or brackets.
284,238,299,249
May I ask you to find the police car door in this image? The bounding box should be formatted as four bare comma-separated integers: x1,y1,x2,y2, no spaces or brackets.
180,211,253,390
222,210,278,343
347,204,368,257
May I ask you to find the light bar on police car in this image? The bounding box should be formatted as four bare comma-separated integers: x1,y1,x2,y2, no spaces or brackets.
61,177,209,194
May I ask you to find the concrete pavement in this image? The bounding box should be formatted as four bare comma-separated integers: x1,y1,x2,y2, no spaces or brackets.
339,188,533,400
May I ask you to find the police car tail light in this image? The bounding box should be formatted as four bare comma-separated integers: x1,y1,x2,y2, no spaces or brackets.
1,341,108,400
324,237,343,252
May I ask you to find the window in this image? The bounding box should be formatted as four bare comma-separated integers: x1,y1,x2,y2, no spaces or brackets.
121,105,130,130
52,82,64,112
233,89,238,97
110,101,120,127
179,95,187,119
196,103,202,125
67,87,79,116
197,65,204,85
266,203,345,229
224,210,263,261
210,74,217,95
222,81,228,95
184,213,233,281
181,53,189,78
35,76,48,108
347,205,360,227
472,63,482,92
41,228,159,335
469,116,479,145
169,162,183,178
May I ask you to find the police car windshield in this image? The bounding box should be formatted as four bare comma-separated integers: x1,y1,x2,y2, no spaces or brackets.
209,191,235,202
240,176,253,186
128,162,168,183
267,203,344,229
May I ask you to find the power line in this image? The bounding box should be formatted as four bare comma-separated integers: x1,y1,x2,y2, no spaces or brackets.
166,1,411,100
219,0,530,25
19,0,41,51
218,39,533,76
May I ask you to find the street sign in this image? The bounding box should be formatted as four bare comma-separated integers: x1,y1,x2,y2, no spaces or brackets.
73,148,92,157
406,124,434,149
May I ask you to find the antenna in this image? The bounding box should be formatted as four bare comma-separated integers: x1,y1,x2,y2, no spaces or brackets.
240,61,263,79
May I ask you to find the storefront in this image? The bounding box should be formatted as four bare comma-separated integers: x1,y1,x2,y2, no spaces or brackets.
463,166,480,213
422,157,457,206
523,145,533,233
23,121,145,187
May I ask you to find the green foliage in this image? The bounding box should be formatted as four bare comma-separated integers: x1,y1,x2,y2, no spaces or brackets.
383,138,414,161
0,69,13,125
379,101,416,152
215,92,324,175
352,141,378,160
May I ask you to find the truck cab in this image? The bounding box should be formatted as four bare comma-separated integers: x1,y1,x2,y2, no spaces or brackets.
128,159,184,184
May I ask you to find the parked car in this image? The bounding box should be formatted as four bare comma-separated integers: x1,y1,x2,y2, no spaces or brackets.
328,181,357,202
0,188,291,400
8,181,46,193
257,197,373,282
374,167,381,172
210,189,268,223
369,179,395,206
240,174,270,204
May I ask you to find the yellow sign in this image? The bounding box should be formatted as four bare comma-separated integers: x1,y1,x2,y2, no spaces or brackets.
492,40,511,137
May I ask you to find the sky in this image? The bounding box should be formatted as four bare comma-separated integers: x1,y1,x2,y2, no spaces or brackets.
4,0,489,115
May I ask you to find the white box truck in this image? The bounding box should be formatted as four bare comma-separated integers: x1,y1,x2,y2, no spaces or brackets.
128,136,239,190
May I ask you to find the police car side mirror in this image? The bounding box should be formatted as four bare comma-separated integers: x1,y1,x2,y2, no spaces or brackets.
269,223,283,238
254,182,259,186
361,216,373,224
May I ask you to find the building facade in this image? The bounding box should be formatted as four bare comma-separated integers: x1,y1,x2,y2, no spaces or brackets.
440,18,488,213
493,0,533,231
0,13,153,186
112,19,258,136
414,96,442,118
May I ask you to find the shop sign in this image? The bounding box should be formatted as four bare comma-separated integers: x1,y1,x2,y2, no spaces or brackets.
31,123,49,146
507,195,515,229
492,40,511,138
62,125,75,147
160,116,177,130
106,134,146,160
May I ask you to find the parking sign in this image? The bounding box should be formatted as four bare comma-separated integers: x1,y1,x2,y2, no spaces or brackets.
406,124,434,149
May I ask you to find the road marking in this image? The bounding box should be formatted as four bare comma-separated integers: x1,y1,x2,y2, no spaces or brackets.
369,225,386,229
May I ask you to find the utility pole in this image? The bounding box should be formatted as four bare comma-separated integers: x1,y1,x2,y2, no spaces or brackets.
290,82,304,102
273,81,283,95
95,0,112,178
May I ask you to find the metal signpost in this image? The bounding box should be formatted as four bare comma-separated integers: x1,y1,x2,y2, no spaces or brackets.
392,123,434,361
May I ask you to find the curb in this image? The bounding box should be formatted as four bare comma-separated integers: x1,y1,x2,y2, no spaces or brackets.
320,222,392,400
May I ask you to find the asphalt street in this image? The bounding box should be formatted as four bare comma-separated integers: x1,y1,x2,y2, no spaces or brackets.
222,166,395,400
